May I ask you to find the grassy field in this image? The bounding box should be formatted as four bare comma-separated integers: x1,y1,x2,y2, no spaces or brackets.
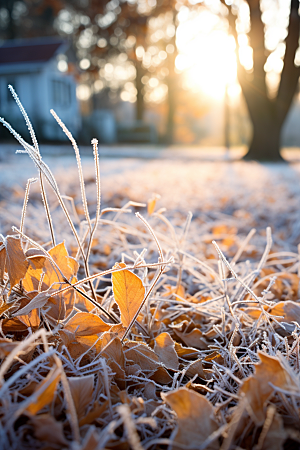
1,126,300,449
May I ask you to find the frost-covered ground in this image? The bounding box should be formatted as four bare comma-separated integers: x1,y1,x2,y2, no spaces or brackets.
1,145,300,254
3,146,300,449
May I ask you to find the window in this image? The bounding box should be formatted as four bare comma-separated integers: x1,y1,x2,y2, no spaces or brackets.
52,79,71,107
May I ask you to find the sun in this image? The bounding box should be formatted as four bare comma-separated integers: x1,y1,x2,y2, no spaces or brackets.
176,8,245,100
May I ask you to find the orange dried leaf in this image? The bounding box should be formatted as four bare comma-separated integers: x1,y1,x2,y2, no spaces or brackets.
147,194,160,215
112,264,145,328
25,248,47,270
64,312,111,336
26,367,61,415
239,351,298,425
154,332,179,370
1,236,29,291
162,387,219,450
45,242,78,286
270,300,300,323
0,301,14,316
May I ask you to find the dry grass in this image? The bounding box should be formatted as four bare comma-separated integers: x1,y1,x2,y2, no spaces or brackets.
0,88,300,450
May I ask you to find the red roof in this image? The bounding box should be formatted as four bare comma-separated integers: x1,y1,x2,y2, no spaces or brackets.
0,40,65,65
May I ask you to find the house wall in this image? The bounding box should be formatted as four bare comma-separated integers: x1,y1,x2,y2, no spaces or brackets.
39,60,81,140
0,61,81,141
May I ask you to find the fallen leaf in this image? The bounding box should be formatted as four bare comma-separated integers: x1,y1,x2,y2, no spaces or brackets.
150,366,173,384
174,342,199,359
147,193,160,215
124,342,160,372
154,332,179,370
0,235,29,292
2,317,29,334
186,359,206,379
79,400,109,426
14,290,52,316
239,351,298,425
257,407,287,450
30,414,68,446
64,312,111,336
23,242,79,320
68,374,94,419
173,328,207,350
270,300,300,323
112,263,145,328
0,301,15,316
25,366,61,415
25,248,47,270
162,387,219,450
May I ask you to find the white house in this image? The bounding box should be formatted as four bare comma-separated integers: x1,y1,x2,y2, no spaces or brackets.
0,37,81,141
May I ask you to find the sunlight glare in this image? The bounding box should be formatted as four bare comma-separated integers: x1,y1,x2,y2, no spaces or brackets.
176,12,238,100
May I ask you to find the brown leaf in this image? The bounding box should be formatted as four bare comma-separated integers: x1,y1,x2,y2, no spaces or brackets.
25,248,47,270
1,236,29,292
270,300,300,323
186,359,206,379
30,414,68,446
239,351,298,425
112,263,145,328
79,399,109,426
0,301,15,316
19,307,40,329
2,317,29,334
14,290,52,316
124,342,160,371
162,387,219,450
150,366,173,384
68,374,94,419
173,328,207,350
64,312,111,336
0,244,5,280
174,342,199,359
101,334,125,369
257,407,287,450
154,332,179,370
25,367,61,415
23,242,79,320
44,242,78,286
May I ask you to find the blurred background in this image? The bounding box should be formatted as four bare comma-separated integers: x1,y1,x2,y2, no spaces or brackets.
0,0,300,159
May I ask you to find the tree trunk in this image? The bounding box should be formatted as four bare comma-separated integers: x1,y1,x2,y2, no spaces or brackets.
223,0,300,161
244,119,282,161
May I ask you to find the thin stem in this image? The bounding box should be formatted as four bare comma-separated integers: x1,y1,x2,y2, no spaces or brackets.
39,171,56,247
20,178,37,234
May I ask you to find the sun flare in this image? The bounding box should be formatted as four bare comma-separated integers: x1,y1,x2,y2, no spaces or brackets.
176,9,248,100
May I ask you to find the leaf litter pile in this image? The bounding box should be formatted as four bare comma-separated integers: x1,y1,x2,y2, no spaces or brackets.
1,89,300,450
